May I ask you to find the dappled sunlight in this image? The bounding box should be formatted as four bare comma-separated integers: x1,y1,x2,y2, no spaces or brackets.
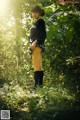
6,17,15,27
1,83,75,111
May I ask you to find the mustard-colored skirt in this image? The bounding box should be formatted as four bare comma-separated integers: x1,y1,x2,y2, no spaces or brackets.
32,47,43,71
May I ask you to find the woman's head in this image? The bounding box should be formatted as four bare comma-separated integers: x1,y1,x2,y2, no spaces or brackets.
31,6,45,19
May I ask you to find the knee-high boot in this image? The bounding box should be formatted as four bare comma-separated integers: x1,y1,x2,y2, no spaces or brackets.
34,71,39,87
39,71,44,86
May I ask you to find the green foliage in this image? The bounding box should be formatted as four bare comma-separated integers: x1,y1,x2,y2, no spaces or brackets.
44,4,80,94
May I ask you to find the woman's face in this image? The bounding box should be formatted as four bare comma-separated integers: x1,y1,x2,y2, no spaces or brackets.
32,12,40,19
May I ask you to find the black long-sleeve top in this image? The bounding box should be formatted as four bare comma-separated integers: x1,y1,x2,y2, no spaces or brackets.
30,19,46,45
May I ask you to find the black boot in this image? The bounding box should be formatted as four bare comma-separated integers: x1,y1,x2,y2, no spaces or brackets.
39,71,44,87
34,71,39,87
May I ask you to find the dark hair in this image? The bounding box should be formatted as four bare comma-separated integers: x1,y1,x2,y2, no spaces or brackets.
31,6,45,17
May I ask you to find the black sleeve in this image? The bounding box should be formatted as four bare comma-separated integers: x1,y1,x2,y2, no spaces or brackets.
36,19,46,44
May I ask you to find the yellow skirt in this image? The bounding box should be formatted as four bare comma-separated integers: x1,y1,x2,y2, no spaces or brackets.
32,47,43,71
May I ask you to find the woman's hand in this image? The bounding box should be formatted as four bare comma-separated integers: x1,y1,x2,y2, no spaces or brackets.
30,40,37,50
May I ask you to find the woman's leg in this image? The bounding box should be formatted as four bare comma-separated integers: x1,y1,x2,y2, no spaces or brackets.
32,47,43,87
32,47,42,71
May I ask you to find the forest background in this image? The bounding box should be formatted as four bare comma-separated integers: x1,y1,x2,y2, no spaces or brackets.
0,0,80,120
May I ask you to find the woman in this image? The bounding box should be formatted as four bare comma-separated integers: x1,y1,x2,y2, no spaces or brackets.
30,6,46,87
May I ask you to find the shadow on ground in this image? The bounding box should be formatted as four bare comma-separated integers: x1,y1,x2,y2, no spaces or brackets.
10,108,80,120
